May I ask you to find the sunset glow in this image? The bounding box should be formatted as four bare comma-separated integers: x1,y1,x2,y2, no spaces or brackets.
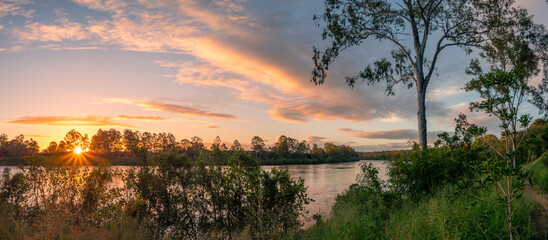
74,147,83,154
0,0,546,151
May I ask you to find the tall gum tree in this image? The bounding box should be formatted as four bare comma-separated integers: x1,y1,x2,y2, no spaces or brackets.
312,0,519,149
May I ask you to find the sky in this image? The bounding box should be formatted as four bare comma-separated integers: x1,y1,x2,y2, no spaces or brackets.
0,0,547,151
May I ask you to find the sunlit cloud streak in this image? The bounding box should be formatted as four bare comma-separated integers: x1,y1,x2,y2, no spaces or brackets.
114,115,167,121
192,125,222,129
2,116,134,127
24,135,50,138
305,136,326,143
142,102,237,120
98,98,237,120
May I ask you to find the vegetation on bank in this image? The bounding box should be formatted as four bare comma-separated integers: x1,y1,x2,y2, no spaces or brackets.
358,150,409,160
292,117,548,239
3,115,546,239
0,150,311,239
0,132,359,166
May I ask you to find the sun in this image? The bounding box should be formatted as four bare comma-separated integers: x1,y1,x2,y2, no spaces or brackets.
74,147,83,154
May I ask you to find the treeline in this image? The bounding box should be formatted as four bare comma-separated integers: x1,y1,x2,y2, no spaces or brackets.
0,134,39,157
359,150,409,160
0,129,359,165
254,135,359,164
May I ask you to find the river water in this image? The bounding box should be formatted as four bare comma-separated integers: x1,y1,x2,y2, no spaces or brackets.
263,160,388,222
0,160,388,225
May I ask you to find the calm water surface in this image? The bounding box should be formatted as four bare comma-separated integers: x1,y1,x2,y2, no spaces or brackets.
263,160,388,221
1,160,387,224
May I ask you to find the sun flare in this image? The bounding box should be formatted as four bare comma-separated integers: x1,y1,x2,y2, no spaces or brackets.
74,147,83,154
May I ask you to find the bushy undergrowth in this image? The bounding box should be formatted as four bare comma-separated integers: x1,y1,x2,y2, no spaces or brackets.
529,152,548,192
291,161,535,240
0,151,311,239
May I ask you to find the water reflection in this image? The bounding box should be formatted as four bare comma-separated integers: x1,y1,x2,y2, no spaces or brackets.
262,160,388,220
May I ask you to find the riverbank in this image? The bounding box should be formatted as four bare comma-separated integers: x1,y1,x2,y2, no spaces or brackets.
0,153,362,166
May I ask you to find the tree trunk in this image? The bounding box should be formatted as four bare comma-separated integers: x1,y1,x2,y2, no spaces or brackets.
507,175,514,240
417,90,428,150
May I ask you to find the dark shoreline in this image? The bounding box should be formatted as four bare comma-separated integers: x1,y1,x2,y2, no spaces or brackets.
0,155,366,167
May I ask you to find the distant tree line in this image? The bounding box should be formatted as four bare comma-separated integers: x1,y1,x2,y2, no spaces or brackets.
359,150,410,160
0,134,39,157
0,129,360,164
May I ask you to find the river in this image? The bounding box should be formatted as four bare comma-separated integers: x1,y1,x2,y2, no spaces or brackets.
263,160,388,223
0,160,388,225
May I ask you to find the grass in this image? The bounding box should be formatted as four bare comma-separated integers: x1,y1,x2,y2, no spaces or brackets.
288,185,536,240
528,153,548,192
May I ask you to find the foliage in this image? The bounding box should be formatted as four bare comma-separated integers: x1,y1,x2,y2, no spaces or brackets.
461,70,537,239
1,131,361,166
311,0,527,149
291,165,535,240
0,151,311,239
387,114,484,197
0,134,39,157
528,152,548,192
359,150,409,160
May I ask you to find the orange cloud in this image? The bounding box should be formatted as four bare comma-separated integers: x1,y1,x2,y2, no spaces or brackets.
192,125,222,129
114,115,167,121
24,135,50,138
3,116,134,127
13,21,88,42
98,97,236,121
143,102,237,120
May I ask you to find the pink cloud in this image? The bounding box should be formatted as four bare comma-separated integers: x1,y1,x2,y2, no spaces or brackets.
13,22,88,42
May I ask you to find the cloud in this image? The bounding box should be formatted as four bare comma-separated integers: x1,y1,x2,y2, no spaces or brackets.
338,128,417,140
13,21,88,42
192,125,221,129
6,1,453,124
98,98,238,120
352,142,413,152
24,135,50,138
429,86,466,100
305,136,326,143
2,116,134,127
0,1,34,19
142,102,237,120
114,115,167,121
155,60,250,90
338,128,445,141
70,0,126,12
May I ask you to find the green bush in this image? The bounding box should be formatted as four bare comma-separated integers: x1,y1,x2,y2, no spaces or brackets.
387,143,481,197
0,151,311,239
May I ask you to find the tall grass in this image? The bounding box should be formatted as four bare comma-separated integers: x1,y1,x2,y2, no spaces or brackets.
529,153,548,192
290,184,535,240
